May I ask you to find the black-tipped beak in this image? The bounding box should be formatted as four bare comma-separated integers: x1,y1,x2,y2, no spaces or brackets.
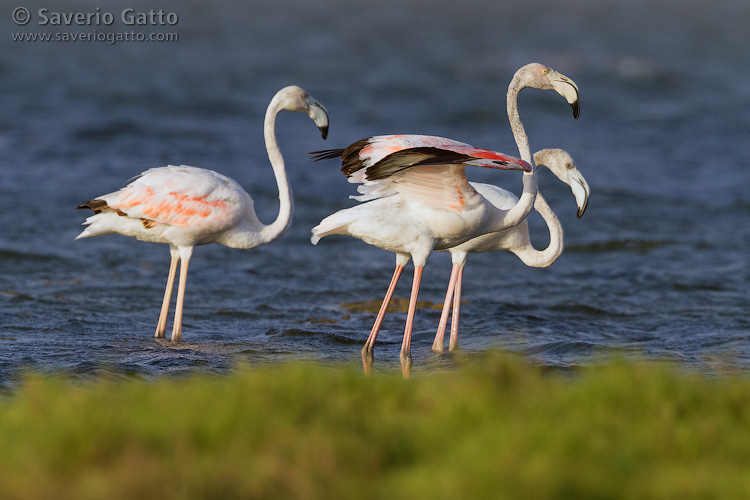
571,98,580,120
308,101,329,140
568,168,590,218
550,74,580,120
576,197,588,218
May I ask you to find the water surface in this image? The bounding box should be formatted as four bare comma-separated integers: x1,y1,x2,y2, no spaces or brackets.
1,0,748,388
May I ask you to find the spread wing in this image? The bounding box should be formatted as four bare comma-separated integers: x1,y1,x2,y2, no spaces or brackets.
311,135,531,207
311,134,530,181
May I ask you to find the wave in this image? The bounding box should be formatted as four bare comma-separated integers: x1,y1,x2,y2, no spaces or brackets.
566,239,674,254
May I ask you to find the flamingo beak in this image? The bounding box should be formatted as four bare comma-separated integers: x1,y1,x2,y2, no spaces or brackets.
307,98,329,140
568,167,590,218
550,71,580,120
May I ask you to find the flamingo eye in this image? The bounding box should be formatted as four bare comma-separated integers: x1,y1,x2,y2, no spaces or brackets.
566,162,573,169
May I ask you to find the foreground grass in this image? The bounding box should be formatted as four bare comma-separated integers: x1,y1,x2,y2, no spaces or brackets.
1,354,750,500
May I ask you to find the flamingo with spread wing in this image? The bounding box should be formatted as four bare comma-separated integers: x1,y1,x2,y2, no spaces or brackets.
312,64,580,376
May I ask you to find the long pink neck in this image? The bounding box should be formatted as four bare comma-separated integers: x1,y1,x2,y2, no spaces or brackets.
218,94,294,250
494,73,537,230
258,94,294,245
512,192,564,267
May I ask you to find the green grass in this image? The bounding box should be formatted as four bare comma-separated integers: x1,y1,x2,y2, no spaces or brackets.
2,354,750,500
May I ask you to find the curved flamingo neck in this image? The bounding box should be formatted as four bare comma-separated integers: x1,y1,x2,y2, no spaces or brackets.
507,77,531,164
513,192,564,267
495,73,537,230
257,95,294,245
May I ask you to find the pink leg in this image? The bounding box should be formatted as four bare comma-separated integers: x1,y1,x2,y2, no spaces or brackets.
155,256,179,338
448,266,464,352
170,254,191,343
432,264,460,353
400,265,423,379
362,265,405,375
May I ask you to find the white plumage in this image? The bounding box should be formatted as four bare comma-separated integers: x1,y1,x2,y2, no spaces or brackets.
312,63,580,377
432,148,591,353
77,86,329,342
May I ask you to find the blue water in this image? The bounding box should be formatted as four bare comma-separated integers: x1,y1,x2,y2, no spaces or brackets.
1,0,748,388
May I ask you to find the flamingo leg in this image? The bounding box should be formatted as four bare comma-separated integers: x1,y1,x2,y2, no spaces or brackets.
362,265,405,375
170,250,192,343
448,266,464,352
400,265,423,379
432,263,460,353
155,256,179,339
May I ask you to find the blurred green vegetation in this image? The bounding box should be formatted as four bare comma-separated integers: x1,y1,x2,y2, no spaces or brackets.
1,354,749,500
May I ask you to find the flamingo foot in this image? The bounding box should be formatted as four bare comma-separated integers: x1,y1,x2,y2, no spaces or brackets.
361,344,374,376
170,311,183,343
400,348,412,379
431,339,445,354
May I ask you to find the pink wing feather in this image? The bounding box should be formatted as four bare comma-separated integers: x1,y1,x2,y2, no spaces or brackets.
99,165,247,230
311,135,530,209
312,134,531,181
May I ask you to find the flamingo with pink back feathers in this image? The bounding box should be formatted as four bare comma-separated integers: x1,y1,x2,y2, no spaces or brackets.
432,148,591,353
311,63,580,377
76,86,329,342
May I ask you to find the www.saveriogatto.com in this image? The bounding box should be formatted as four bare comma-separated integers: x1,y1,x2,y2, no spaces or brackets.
11,7,179,44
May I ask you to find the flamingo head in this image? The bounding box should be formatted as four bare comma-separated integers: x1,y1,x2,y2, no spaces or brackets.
533,148,590,218
277,85,329,139
519,63,581,120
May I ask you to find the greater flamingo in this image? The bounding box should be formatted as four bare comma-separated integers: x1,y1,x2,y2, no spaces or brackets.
76,85,329,342
311,63,580,377
432,148,591,353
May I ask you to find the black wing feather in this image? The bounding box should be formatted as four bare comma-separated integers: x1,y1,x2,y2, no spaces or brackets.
364,147,473,180
309,149,345,162
310,138,474,181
